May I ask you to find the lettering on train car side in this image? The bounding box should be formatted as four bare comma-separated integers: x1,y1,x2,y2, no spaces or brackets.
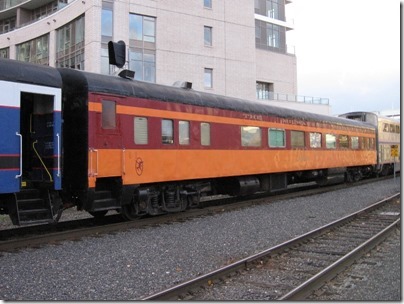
242,113,263,121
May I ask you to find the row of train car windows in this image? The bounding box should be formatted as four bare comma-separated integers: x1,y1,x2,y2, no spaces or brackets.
132,117,375,150
382,123,400,133
241,127,374,150
134,118,211,146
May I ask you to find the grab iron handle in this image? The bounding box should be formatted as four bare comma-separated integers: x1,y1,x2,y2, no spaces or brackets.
94,149,99,176
15,132,22,178
89,148,99,177
56,133,61,177
122,148,126,175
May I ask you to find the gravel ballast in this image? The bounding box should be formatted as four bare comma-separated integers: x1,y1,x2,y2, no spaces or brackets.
0,178,400,300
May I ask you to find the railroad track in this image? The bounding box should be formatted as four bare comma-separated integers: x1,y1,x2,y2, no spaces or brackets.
0,177,396,253
141,193,400,301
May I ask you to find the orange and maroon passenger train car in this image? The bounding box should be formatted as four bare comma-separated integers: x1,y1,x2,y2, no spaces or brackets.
58,68,377,220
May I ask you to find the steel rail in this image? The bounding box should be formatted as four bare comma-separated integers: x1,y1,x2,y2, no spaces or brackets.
279,218,400,300
141,193,400,300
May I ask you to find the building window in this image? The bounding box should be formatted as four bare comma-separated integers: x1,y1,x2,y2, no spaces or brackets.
31,1,62,24
129,14,156,82
291,131,305,148
56,15,85,69
102,100,116,129
16,34,49,65
134,117,148,145
201,123,211,146
241,126,262,147
204,26,212,46
101,0,113,75
101,1,113,41
309,132,322,148
204,0,212,8
267,23,280,48
179,121,190,145
256,82,274,100
255,0,285,21
0,16,16,34
204,68,213,88
162,119,174,144
0,47,9,59
268,128,285,147
267,0,280,19
255,19,286,53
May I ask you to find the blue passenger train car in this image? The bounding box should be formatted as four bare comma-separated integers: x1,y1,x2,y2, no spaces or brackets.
0,59,63,224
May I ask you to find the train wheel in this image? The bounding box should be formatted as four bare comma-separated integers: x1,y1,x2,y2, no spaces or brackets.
121,202,140,221
353,172,362,182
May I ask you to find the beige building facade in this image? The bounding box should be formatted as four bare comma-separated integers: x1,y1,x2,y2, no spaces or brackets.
0,0,330,114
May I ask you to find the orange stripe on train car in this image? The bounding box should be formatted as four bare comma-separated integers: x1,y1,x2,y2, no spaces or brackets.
87,149,377,186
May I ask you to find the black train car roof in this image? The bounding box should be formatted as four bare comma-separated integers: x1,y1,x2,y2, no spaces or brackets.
0,58,62,88
0,58,372,131
70,68,372,130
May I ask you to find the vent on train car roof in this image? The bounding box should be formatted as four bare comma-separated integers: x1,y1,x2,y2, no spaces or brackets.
173,81,193,89
118,69,135,80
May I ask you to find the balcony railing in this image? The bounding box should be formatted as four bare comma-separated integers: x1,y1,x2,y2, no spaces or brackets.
0,0,26,11
258,92,329,105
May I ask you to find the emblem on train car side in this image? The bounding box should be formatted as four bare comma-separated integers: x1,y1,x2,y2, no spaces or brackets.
136,157,144,176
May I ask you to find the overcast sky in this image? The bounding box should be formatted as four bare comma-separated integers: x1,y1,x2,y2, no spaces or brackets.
286,0,400,115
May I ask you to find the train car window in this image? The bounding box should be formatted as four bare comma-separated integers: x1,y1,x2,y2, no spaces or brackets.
179,121,190,145
102,100,116,129
383,123,389,132
396,125,400,133
268,128,285,148
359,137,364,149
363,138,369,150
351,136,359,150
309,132,322,148
134,117,148,145
369,138,375,150
339,135,349,149
389,124,395,132
201,122,211,146
326,134,336,149
162,119,174,144
291,131,305,148
241,126,262,147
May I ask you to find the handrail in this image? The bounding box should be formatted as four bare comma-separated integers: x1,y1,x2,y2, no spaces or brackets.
257,92,330,105
122,148,126,175
94,149,99,176
89,148,99,177
56,133,61,177
15,132,22,179
32,140,53,182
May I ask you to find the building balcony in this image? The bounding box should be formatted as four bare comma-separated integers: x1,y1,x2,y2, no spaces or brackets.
0,0,68,33
254,13,294,31
0,0,26,11
257,91,330,105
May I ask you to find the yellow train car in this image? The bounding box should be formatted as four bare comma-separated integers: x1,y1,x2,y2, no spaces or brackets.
339,112,400,175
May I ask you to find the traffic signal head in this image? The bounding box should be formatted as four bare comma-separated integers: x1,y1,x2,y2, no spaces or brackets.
108,40,126,68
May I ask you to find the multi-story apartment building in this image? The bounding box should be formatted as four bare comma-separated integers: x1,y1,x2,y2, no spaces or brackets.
0,0,330,114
